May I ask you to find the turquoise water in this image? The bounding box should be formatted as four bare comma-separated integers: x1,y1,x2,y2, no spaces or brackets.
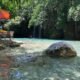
1,38,80,80
10,57,80,80
14,38,80,56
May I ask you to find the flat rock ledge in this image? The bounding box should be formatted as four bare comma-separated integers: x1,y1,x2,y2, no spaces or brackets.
0,44,5,50
45,42,77,58
0,40,21,50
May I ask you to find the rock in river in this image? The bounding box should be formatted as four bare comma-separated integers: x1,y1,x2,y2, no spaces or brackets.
0,44,5,50
45,42,77,57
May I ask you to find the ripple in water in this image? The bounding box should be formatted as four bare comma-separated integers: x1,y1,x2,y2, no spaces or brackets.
1,39,80,80
9,56,80,80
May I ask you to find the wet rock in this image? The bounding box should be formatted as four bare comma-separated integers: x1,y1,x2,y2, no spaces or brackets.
45,42,77,57
0,44,5,50
10,69,24,80
0,40,21,49
8,42,21,48
10,54,37,67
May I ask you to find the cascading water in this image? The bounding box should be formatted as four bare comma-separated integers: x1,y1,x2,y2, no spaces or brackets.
32,26,36,38
32,24,42,38
39,24,42,38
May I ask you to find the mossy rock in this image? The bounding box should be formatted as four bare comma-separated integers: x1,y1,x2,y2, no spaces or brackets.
45,42,77,58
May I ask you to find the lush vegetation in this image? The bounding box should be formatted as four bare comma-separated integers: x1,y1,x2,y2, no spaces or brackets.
0,0,80,39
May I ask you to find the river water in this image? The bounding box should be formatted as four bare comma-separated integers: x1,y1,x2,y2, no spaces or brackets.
0,38,80,80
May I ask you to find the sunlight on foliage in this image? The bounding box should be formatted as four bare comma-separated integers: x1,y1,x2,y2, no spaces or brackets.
4,16,24,30
68,4,80,21
28,4,46,27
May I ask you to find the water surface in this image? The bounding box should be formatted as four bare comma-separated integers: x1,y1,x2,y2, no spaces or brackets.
1,38,80,80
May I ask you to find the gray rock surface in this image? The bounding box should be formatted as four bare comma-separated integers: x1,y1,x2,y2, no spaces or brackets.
45,42,77,57
11,54,38,67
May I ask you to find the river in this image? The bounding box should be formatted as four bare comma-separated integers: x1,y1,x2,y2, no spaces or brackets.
0,38,80,80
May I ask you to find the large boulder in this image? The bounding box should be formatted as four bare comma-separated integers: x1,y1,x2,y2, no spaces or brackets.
45,42,77,57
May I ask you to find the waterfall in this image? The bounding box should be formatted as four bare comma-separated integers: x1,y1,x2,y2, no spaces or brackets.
32,26,36,38
32,25,42,38
74,21,78,39
39,24,42,38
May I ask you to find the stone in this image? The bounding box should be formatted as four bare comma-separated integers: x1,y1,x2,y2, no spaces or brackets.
0,44,5,50
8,42,21,47
10,54,38,67
45,42,77,57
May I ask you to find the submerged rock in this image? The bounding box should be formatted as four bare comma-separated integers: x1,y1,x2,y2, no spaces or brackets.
45,42,77,57
10,54,38,67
